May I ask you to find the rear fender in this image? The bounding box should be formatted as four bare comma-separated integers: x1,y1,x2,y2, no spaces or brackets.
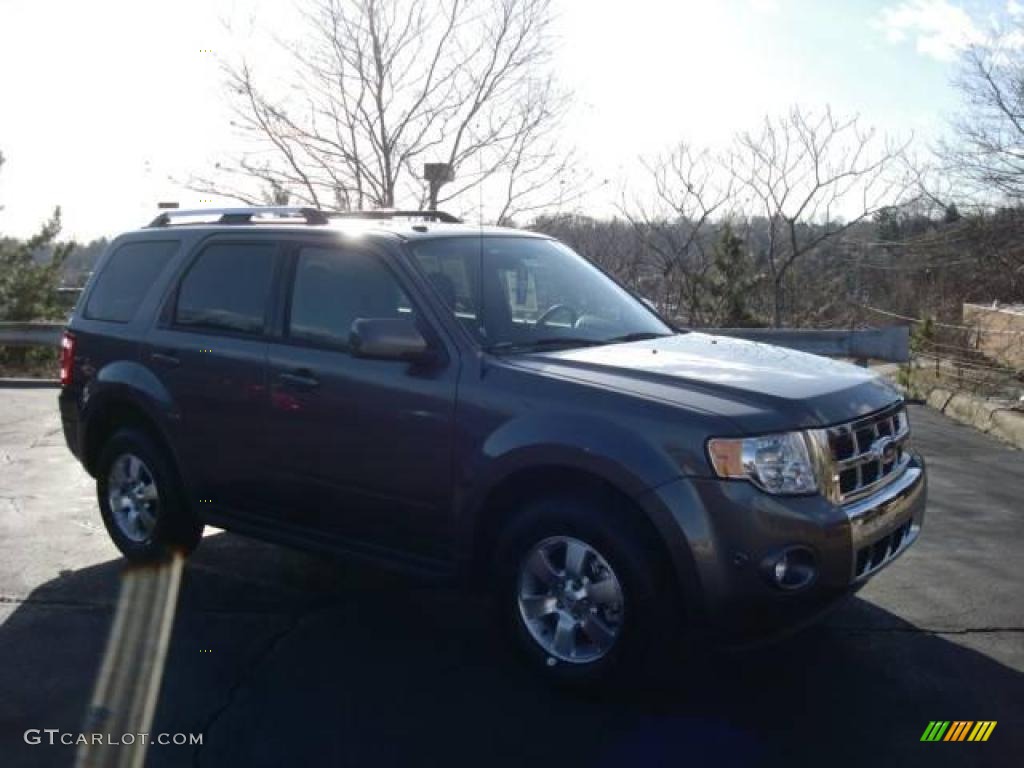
81,361,183,476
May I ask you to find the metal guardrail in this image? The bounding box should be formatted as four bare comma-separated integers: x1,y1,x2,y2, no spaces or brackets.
0,321,911,362
703,325,910,363
0,322,64,348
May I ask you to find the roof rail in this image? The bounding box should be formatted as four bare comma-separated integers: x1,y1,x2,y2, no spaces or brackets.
146,206,462,228
328,209,462,224
146,206,329,228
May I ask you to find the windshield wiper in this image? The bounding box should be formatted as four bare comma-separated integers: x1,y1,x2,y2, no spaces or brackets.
487,332,675,355
602,331,674,344
486,337,606,355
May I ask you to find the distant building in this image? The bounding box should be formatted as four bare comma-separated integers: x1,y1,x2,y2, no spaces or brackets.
963,303,1024,371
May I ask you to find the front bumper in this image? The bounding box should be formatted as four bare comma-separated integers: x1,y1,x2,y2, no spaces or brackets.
643,453,927,642
845,463,924,582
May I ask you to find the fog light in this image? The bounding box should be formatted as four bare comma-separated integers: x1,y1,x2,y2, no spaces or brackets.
763,547,817,591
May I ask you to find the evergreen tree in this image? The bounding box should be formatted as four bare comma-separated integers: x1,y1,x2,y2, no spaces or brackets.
708,224,761,327
0,151,76,372
0,208,74,322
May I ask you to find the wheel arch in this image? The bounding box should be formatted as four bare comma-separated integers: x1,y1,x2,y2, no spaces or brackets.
467,463,693,615
83,392,178,479
81,360,180,474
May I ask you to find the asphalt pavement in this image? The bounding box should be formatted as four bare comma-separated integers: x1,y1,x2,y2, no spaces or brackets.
0,388,1021,767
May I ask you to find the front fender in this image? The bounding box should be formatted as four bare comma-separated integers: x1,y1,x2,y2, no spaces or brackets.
474,410,684,499
456,410,713,623
455,409,690,564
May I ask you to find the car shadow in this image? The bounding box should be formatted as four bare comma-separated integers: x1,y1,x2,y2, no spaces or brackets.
0,530,1019,768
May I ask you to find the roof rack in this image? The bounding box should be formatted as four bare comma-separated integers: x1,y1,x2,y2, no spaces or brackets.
147,207,329,228
327,209,462,224
146,206,462,228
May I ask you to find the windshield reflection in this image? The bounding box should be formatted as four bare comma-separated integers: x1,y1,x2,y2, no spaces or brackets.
410,236,673,352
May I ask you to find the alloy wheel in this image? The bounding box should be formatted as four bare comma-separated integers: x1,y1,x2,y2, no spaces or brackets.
516,535,625,664
107,452,160,543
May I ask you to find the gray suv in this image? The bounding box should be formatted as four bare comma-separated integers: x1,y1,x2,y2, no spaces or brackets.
59,207,927,685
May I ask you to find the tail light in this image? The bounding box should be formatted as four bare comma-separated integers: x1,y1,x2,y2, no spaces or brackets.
60,331,75,387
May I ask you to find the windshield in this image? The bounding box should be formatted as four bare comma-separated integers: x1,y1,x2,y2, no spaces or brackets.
409,236,673,352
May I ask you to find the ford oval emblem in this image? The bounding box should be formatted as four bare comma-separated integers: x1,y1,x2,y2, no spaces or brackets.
870,435,897,464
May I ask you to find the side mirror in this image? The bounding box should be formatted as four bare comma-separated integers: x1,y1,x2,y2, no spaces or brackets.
349,317,436,364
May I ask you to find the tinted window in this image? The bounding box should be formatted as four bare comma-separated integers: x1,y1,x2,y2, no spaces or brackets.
410,247,478,317
410,237,670,349
288,247,414,349
175,243,276,335
84,240,178,322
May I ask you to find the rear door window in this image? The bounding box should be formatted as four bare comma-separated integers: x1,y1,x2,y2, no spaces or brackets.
174,243,276,335
84,240,179,322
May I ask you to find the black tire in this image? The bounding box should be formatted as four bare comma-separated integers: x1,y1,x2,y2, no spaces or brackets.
96,427,203,562
493,489,680,687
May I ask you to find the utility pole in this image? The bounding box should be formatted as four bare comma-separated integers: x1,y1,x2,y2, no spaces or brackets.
424,163,454,209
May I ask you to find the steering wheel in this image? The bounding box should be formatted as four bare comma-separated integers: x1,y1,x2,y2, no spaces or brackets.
534,303,578,329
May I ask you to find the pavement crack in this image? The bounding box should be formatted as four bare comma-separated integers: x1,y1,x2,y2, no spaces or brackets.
832,625,1024,635
0,495,26,515
191,606,320,767
0,593,308,619
29,427,62,448
0,593,113,609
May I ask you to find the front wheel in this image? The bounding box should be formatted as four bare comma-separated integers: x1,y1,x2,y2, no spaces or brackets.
494,491,678,687
516,535,626,665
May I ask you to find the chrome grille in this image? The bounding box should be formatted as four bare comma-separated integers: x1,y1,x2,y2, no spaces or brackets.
854,519,915,579
825,404,910,504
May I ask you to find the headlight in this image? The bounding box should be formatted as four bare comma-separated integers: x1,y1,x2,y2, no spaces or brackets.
707,431,819,495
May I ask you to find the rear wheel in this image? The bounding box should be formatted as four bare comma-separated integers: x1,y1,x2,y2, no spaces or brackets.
494,490,678,686
96,428,202,561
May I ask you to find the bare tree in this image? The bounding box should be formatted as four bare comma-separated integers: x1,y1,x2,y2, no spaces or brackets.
530,213,645,288
190,0,571,217
491,94,586,225
621,144,733,324
942,24,1024,201
728,106,910,326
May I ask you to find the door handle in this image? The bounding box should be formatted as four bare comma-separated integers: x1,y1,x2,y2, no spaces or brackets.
277,369,319,390
150,349,181,367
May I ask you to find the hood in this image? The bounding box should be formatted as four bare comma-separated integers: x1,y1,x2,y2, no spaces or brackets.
506,332,902,433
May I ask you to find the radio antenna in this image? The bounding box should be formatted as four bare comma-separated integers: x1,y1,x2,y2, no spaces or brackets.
477,134,486,350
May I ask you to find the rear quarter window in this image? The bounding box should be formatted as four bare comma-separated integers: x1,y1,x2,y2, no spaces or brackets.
84,240,179,322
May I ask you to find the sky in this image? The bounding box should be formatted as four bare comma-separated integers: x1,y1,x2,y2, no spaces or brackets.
0,0,1019,240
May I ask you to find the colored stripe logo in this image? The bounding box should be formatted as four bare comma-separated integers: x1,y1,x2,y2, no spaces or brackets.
921,721,996,742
